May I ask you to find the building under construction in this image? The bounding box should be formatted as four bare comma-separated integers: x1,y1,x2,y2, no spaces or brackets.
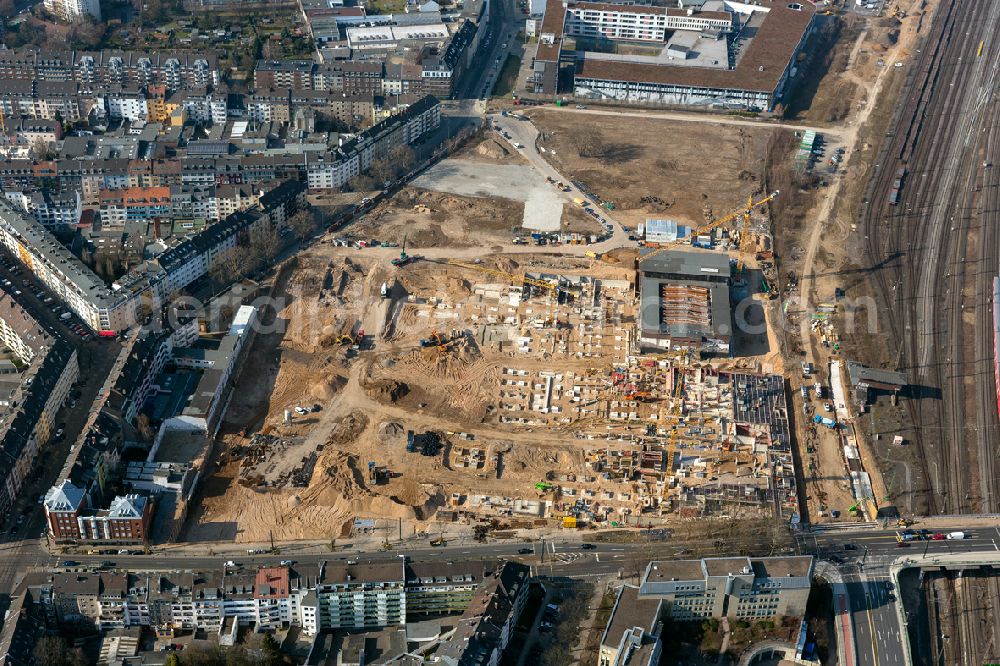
637,249,732,356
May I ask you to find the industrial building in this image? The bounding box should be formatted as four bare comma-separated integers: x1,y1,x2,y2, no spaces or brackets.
532,0,817,111
637,249,732,356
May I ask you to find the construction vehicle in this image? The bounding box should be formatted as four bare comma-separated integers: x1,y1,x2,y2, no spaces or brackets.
535,482,553,491
637,191,779,268
391,235,412,267
335,325,364,346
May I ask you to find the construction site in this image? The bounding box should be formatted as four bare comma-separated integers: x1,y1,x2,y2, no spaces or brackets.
184,219,805,544
181,93,902,544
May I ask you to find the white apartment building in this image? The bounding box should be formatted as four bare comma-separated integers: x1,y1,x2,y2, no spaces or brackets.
564,2,734,43
105,93,149,122
42,0,101,21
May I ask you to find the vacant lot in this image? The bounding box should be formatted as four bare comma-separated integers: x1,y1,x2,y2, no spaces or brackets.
527,109,773,230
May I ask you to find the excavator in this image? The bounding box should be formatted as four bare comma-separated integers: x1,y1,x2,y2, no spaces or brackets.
391,234,412,268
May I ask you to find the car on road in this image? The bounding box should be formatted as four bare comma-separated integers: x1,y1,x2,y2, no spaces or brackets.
225,560,237,567
61,560,79,567
517,548,533,554
100,561,116,568
280,560,293,566
895,541,909,548
581,543,597,550
843,543,856,550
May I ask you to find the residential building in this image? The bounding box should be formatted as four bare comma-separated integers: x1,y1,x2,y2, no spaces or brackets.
0,48,220,90
0,293,78,515
98,186,172,227
436,561,530,666
43,480,154,544
4,189,82,229
42,0,101,21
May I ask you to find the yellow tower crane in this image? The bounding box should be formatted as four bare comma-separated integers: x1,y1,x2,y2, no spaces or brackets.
432,259,559,294
638,191,779,268
659,362,687,508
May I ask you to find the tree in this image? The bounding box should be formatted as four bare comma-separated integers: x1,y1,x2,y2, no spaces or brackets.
0,0,16,17
287,210,316,240
260,632,282,666
33,636,87,666
347,174,375,192
389,144,417,176
31,138,54,161
370,158,394,186
249,225,280,266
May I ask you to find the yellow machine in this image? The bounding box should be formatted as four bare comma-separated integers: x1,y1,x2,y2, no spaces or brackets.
638,191,779,268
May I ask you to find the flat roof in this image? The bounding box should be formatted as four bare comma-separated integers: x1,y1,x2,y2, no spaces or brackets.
601,585,661,649
639,247,731,278
750,556,813,578
574,0,815,93
643,559,704,583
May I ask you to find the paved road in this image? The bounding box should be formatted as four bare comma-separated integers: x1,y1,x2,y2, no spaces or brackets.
531,106,846,137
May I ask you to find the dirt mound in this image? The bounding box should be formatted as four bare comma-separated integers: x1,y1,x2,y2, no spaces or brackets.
311,373,346,400
327,411,370,447
379,421,405,444
368,379,410,402
475,139,511,160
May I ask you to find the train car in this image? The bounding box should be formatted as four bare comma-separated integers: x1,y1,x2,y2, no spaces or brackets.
994,277,1000,418
889,166,907,206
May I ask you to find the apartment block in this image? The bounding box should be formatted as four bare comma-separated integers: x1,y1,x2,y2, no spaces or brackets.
3,190,81,229
28,559,527,649
564,2,734,42
44,480,153,544
0,293,79,516
0,48,220,90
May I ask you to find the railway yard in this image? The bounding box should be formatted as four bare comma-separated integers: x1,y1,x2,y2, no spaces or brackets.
803,0,1000,662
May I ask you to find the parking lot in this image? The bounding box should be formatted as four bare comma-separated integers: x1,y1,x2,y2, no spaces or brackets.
0,249,123,544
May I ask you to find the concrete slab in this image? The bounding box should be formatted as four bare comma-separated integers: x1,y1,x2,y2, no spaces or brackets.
412,159,563,232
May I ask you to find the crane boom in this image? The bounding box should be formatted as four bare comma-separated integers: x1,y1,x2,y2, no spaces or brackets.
440,259,558,292
639,191,778,266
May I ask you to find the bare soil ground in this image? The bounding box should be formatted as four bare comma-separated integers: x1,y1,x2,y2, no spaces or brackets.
526,109,774,230
186,248,635,542
352,188,524,248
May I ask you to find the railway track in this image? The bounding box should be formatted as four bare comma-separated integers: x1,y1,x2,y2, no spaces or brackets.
859,0,1000,516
